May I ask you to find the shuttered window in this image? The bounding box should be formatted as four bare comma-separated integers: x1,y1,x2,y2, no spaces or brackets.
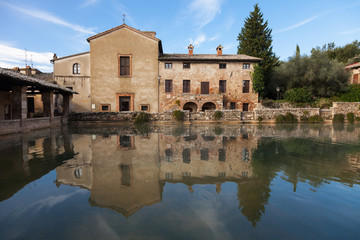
119,56,131,76
354,74,359,84
183,80,190,93
219,80,226,93
165,80,173,92
243,80,250,93
201,82,209,94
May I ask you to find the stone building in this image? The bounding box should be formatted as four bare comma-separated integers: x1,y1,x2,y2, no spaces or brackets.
345,62,360,84
159,45,261,112
52,24,260,113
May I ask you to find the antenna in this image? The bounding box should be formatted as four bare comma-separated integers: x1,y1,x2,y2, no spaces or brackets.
31,54,33,68
25,48,28,67
122,13,126,24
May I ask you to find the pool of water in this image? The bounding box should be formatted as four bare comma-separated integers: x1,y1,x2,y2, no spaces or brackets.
0,124,360,240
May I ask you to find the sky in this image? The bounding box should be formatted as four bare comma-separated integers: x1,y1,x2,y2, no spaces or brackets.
0,0,359,72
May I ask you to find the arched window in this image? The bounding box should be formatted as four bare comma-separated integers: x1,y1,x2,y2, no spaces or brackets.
73,63,80,74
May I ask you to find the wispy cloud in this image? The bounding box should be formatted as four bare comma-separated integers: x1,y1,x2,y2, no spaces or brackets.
2,2,95,35
81,0,99,8
209,34,220,42
277,15,319,33
0,43,54,72
189,34,207,47
338,28,360,35
187,0,224,28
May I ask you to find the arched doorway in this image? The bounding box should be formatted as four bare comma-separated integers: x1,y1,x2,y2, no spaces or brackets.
201,102,216,111
183,102,198,112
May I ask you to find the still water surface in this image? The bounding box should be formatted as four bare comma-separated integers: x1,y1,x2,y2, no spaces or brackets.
0,124,360,240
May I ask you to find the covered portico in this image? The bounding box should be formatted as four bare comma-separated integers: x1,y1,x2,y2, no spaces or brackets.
0,68,76,135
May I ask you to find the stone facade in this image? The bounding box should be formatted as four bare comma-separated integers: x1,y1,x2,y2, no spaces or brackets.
345,62,360,84
159,47,260,112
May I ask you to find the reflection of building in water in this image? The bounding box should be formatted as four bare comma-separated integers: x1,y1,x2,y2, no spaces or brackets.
56,129,257,216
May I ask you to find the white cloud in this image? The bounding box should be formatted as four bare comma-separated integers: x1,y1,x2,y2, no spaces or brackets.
338,28,360,35
188,0,224,28
81,0,99,7
2,2,95,35
0,43,54,72
209,34,220,42
189,34,207,47
276,15,318,33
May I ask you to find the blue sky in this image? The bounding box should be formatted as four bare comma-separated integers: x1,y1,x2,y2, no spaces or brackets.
0,0,359,72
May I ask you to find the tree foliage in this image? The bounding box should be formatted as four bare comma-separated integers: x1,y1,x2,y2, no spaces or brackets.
251,65,265,97
237,3,279,99
271,46,350,98
320,41,360,64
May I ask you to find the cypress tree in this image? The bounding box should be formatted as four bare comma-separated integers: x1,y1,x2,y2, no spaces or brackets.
237,3,278,99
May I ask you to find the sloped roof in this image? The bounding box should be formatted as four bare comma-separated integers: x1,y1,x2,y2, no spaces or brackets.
51,52,90,62
159,54,262,62
87,23,160,42
0,68,76,94
345,62,360,69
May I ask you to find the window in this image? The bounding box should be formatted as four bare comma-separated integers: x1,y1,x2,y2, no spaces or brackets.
166,172,173,180
201,82,209,94
354,74,359,84
242,148,249,162
218,149,226,162
243,63,250,69
200,148,209,160
230,102,236,109
183,63,190,69
219,80,226,93
243,80,250,93
101,104,110,112
120,165,131,187
119,135,132,148
140,104,149,112
165,149,173,162
165,80,173,92
165,63,172,69
73,63,80,74
243,103,249,112
219,63,226,69
182,148,191,164
183,80,190,93
119,55,131,76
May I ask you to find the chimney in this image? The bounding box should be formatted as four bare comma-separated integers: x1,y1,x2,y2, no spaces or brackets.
216,45,223,55
188,44,194,55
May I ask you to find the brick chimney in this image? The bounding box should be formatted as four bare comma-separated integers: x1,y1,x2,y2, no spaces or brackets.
216,45,223,55
188,44,194,55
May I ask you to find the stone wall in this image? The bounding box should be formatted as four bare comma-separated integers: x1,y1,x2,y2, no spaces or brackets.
254,108,320,121
0,117,68,135
331,102,360,117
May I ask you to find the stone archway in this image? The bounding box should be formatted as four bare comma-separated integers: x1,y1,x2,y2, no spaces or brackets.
183,102,198,112
201,102,216,111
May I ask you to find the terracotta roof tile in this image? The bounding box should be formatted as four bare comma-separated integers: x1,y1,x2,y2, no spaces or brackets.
159,54,262,62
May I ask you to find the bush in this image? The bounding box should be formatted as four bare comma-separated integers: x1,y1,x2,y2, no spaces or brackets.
355,116,360,121
214,111,223,120
346,112,355,123
261,99,275,108
175,100,181,106
172,110,185,121
213,126,223,135
339,85,360,102
276,114,286,123
300,115,309,122
284,87,312,103
333,114,345,123
134,112,150,124
308,115,323,123
258,116,263,122
285,112,298,123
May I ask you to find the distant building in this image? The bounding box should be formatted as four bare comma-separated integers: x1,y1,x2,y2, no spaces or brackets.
345,62,360,84
52,24,261,113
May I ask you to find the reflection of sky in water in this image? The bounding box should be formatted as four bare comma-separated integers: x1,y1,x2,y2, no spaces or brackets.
0,124,360,239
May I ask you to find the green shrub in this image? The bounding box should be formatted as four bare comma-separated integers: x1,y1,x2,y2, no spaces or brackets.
276,114,286,123
333,114,345,123
261,99,275,108
339,85,360,102
175,100,181,106
300,115,309,122
308,115,323,123
172,110,185,121
134,112,150,124
302,110,309,116
214,111,223,120
213,126,223,135
285,112,297,123
284,87,312,103
346,112,355,123
355,116,360,121
257,116,263,122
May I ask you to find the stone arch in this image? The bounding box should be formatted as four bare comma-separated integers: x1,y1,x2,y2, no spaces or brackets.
183,102,198,112
201,102,216,111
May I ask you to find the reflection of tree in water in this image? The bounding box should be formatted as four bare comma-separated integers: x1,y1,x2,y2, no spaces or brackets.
238,136,360,226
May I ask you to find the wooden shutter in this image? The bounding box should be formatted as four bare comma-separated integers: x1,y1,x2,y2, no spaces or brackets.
183,80,190,93
165,80,172,92
219,80,226,93
201,82,209,94
243,80,250,93
120,56,130,76
354,74,359,84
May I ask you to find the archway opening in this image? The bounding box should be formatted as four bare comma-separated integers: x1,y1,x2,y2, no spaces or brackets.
183,102,198,112
202,102,216,111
